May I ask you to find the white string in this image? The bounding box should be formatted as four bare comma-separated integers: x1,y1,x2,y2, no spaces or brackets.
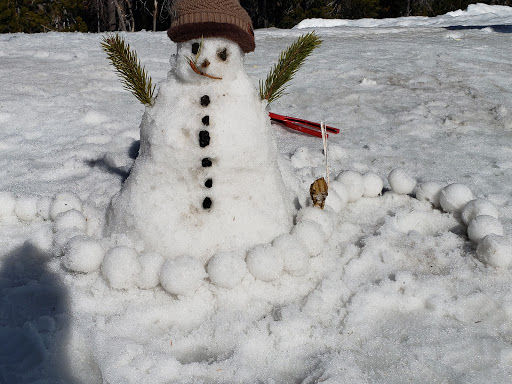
321,120,329,188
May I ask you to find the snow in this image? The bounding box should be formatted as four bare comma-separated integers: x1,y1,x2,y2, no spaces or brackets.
1,4,512,383
439,182,475,212
388,167,417,195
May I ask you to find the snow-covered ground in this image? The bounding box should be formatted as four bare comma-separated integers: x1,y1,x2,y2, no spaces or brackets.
1,4,512,383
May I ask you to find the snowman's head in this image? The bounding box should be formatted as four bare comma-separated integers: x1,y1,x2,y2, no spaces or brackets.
174,37,245,83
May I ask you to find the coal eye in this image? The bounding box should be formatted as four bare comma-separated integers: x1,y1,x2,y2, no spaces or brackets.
192,43,200,55
217,48,228,61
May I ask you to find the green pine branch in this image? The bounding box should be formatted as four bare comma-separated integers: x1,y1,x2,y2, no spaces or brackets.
259,31,322,104
101,33,155,106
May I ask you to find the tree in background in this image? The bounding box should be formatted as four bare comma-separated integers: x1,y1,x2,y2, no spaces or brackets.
1,0,511,33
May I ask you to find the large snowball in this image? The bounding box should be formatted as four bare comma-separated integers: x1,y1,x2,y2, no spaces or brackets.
461,199,499,226
160,257,206,296
292,220,325,256
137,253,165,289
335,171,364,202
207,251,247,288
53,209,87,233
362,172,383,197
101,246,141,289
272,233,310,276
477,234,512,268
296,206,335,240
49,192,83,221
439,183,474,213
467,215,504,243
63,236,104,273
14,195,38,222
415,181,444,207
246,244,284,282
388,168,416,195
0,191,16,218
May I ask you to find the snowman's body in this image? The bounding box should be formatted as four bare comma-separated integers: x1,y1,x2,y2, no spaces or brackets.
107,38,292,262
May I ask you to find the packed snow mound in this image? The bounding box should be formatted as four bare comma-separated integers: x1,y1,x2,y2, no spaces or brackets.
295,4,512,29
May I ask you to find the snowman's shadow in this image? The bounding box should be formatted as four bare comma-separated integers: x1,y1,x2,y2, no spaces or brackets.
0,243,76,383
85,140,140,182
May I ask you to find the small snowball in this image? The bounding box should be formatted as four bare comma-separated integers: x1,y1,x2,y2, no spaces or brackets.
415,181,444,207
335,171,364,202
467,215,504,243
53,209,87,233
49,192,83,221
63,236,104,273
246,244,284,282
388,168,416,195
273,233,310,276
329,181,349,208
439,183,474,213
477,234,512,268
296,206,335,240
159,256,206,295
292,220,325,256
101,246,141,289
0,191,16,218
461,199,499,226
324,190,345,213
14,195,38,222
36,196,52,220
137,253,165,289
362,172,384,197
207,251,247,288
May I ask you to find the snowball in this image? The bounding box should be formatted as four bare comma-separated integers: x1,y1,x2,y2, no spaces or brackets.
36,196,52,220
362,172,383,197
53,228,83,256
28,226,54,255
246,244,284,282
415,181,444,207
207,251,247,288
329,181,349,208
292,220,325,256
159,257,206,296
388,168,416,195
63,236,104,273
137,253,165,289
0,191,16,218
296,206,335,240
101,246,141,289
461,199,499,226
14,195,38,222
335,171,364,202
439,183,474,213
467,215,504,243
324,190,345,213
53,209,87,233
272,233,310,276
477,234,512,268
49,192,83,221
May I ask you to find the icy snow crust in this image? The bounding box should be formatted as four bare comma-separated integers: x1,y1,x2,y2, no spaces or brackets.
2,5,512,383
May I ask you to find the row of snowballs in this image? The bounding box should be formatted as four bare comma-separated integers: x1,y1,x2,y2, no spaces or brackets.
44,192,337,295
387,168,511,268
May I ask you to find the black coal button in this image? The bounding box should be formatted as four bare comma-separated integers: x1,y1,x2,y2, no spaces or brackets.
205,178,213,188
202,158,212,167
203,197,212,209
202,115,210,126
200,95,210,107
199,130,210,147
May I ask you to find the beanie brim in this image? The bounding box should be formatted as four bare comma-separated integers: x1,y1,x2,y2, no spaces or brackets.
167,22,255,53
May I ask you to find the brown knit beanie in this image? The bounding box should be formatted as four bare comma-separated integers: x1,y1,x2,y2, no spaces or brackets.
167,0,255,53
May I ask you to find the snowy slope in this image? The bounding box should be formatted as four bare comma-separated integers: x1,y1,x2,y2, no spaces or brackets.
1,4,512,383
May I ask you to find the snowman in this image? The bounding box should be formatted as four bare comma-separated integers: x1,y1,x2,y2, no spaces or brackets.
106,0,293,263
